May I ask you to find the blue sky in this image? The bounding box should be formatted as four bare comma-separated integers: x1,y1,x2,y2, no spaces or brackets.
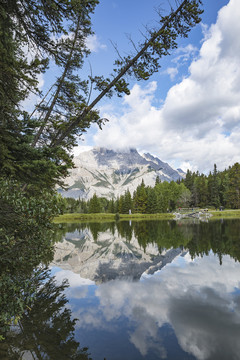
31,0,240,174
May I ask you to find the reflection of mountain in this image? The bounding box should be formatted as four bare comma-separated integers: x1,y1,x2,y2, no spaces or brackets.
51,229,184,283
52,218,240,284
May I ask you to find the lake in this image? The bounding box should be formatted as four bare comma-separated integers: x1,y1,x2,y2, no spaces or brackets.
2,219,240,359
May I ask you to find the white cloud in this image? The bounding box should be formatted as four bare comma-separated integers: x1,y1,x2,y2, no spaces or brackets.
172,44,198,64
72,145,93,157
165,67,178,80
86,34,107,52
92,0,240,173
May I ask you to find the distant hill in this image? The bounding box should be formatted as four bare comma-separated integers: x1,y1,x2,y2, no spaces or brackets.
59,147,185,199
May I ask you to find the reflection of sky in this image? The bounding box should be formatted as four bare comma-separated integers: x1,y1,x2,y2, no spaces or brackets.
50,253,240,360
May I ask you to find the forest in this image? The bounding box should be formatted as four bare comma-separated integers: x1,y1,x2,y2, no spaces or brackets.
63,162,240,214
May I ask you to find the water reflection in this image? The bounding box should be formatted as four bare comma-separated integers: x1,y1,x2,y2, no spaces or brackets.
53,251,240,360
0,269,93,360
53,219,240,283
52,221,187,283
50,219,240,360
2,219,240,359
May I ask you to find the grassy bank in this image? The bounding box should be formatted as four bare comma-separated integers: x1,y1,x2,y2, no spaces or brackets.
209,209,240,219
53,209,240,223
53,212,175,223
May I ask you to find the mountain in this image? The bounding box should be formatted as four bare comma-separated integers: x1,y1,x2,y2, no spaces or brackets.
59,147,184,200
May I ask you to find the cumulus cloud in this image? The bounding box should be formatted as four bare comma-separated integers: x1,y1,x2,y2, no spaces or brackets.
86,34,107,52
92,0,240,173
165,67,178,80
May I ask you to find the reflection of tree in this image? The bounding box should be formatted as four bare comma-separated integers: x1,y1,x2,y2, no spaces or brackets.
55,221,117,243
186,219,240,264
132,221,190,251
116,221,133,241
0,182,62,331
54,219,240,266
0,270,92,360
0,226,54,332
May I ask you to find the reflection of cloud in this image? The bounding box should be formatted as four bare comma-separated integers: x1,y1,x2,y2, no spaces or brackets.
129,306,166,358
168,286,240,360
64,253,240,359
52,267,95,288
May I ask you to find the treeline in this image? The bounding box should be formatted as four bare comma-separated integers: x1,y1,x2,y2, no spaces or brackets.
183,162,240,209
64,162,240,214
63,178,191,214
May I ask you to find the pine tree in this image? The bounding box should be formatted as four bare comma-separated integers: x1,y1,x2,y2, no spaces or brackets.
210,164,220,209
133,180,147,213
108,199,115,214
147,187,158,213
226,163,240,209
118,195,124,214
123,190,132,214
89,194,101,213
219,170,229,207
155,175,161,186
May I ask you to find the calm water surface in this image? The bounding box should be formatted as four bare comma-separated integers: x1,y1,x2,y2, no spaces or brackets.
49,219,240,360
2,219,240,360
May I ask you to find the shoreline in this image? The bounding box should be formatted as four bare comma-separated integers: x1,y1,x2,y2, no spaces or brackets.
53,209,240,223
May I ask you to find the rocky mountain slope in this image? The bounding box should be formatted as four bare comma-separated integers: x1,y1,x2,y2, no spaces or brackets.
59,147,184,200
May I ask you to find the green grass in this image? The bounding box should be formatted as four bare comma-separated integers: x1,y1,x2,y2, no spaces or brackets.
53,213,116,223
53,209,240,223
209,209,240,219
53,212,174,223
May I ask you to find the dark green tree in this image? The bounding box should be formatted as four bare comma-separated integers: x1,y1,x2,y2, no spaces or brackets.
194,174,208,207
133,180,147,213
123,190,132,214
155,175,161,186
107,198,115,214
147,187,158,213
219,170,229,207
226,163,240,209
89,193,101,213
210,164,220,209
